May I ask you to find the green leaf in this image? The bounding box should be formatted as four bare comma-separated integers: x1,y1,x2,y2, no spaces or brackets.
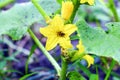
90,74,99,80
0,0,59,40
76,0,111,21
73,60,92,77
76,19,120,63
68,71,86,80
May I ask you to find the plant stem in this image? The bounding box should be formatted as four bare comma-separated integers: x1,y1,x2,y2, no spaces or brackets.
0,0,14,8
104,59,116,80
98,65,120,79
31,0,50,21
77,62,92,77
70,0,80,22
108,0,119,22
28,29,61,76
25,45,37,74
60,57,68,80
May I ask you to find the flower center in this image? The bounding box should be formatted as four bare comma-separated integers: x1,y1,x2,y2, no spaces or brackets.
57,31,65,37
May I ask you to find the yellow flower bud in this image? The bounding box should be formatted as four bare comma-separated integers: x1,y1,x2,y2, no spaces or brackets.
83,55,94,67
77,40,85,53
61,1,74,20
71,40,85,61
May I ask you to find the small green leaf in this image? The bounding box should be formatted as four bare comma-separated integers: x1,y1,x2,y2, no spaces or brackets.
76,19,120,64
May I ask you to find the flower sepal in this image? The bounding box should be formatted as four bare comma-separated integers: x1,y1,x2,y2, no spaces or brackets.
61,48,78,62
71,51,85,61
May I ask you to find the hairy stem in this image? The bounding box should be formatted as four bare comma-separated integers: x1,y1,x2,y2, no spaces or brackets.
108,0,119,21
31,0,50,21
104,59,116,80
28,29,61,76
60,57,68,80
0,0,14,8
70,0,80,22
25,45,37,74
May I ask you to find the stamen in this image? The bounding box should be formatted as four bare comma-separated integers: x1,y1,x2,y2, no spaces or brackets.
57,31,65,37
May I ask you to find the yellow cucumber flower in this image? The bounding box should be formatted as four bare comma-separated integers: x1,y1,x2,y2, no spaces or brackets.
76,40,94,67
40,15,77,51
80,0,94,5
83,55,94,67
61,1,74,20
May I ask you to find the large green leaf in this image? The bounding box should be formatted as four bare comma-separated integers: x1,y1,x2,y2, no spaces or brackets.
0,0,59,40
76,19,120,63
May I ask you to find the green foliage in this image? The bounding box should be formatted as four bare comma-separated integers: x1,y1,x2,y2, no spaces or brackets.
0,0,59,40
73,60,92,77
76,19,120,63
68,71,86,80
76,0,112,21
98,65,120,78
0,50,22,79
25,44,37,74
90,74,99,80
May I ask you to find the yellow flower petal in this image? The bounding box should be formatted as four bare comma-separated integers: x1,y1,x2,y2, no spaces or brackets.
59,37,73,49
80,0,94,5
64,24,77,36
40,26,55,37
88,0,94,5
45,37,59,51
77,40,85,53
80,0,86,3
50,15,64,29
83,55,94,67
61,1,74,20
